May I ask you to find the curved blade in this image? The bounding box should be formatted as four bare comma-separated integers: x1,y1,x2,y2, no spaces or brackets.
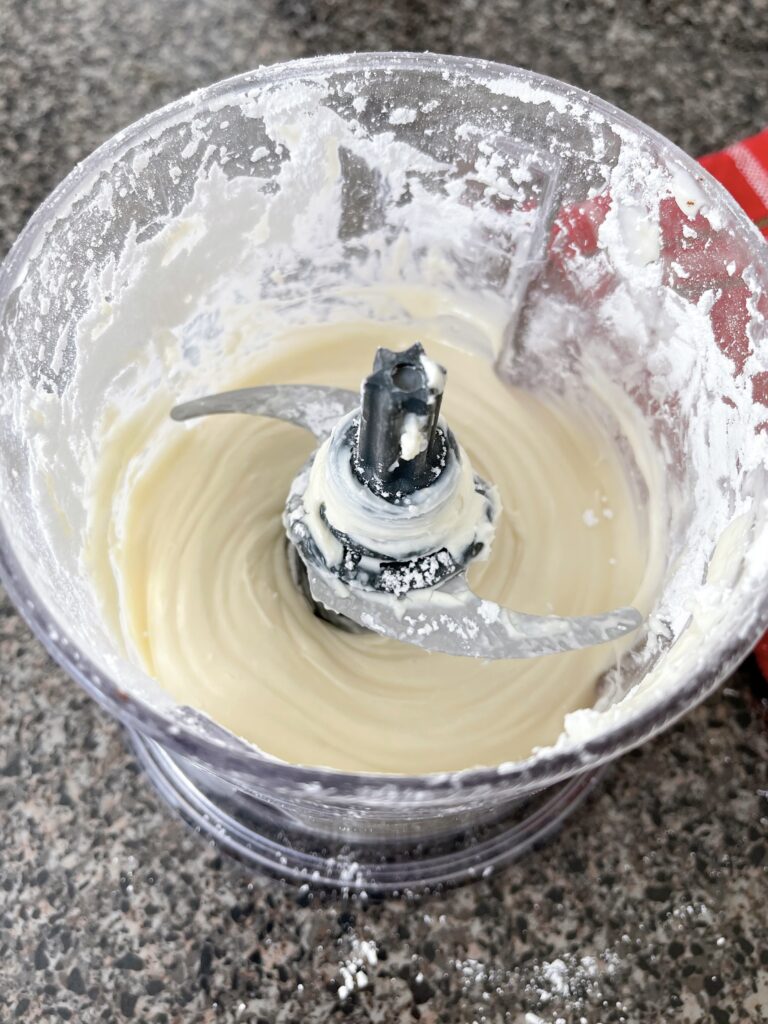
306,568,643,659
171,385,359,441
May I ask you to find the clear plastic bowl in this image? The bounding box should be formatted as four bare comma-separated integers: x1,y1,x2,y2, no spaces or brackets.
1,53,766,892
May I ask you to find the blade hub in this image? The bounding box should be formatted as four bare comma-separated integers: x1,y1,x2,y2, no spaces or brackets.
283,344,499,613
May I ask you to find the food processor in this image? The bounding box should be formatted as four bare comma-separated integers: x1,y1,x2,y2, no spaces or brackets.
1,53,766,893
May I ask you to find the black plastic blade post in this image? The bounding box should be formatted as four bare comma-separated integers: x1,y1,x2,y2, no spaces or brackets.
354,343,447,501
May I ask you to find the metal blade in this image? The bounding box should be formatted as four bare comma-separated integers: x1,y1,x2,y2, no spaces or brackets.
305,568,643,659
171,385,359,441
172,384,645,659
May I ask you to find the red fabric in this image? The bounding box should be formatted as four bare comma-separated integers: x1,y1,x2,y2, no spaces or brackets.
755,635,768,680
699,129,768,239
699,129,768,677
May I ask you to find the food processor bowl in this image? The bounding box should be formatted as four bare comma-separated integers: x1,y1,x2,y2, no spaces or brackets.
1,54,766,893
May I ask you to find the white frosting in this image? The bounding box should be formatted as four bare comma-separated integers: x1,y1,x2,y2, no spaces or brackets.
86,324,659,772
399,412,429,461
419,352,447,394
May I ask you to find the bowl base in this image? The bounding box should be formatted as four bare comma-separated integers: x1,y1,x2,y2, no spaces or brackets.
128,729,604,894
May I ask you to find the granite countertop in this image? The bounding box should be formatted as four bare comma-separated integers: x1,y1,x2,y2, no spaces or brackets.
1,1,767,1021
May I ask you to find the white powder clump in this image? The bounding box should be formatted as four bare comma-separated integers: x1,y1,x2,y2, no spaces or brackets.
388,106,417,125
541,958,571,997
400,412,428,461
336,939,378,1002
478,600,501,625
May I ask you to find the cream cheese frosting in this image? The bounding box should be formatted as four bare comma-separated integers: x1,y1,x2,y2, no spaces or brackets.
87,320,661,773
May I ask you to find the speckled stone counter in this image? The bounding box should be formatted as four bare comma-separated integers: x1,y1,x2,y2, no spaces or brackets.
1,1,767,1021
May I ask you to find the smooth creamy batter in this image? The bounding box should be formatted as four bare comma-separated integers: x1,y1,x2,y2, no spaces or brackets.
89,322,658,773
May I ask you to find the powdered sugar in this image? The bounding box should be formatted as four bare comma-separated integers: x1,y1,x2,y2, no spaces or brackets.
336,939,378,1001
